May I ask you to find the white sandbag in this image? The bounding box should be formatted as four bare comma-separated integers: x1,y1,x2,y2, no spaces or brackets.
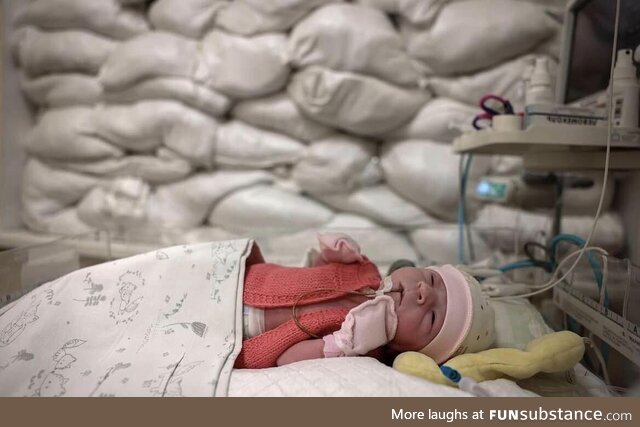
12,27,116,77
22,158,101,217
149,0,227,38
315,184,437,227
100,31,290,99
489,155,524,176
231,93,333,142
291,134,381,195
104,77,232,117
22,159,99,235
208,184,334,233
473,205,625,254
427,55,550,111
26,108,124,161
410,225,493,265
20,73,103,108
99,31,199,91
288,67,430,136
93,101,218,167
199,31,290,98
14,0,149,40
77,178,151,230
562,172,615,215
381,139,491,221
47,149,193,185
357,0,448,25
384,97,477,142
148,171,274,228
215,0,336,36
400,0,557,75
288,3,424,87
215,121,306,168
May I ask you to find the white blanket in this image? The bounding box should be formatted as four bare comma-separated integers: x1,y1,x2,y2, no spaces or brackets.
0,240,255,397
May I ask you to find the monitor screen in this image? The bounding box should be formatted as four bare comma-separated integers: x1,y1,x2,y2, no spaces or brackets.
564,0,640,104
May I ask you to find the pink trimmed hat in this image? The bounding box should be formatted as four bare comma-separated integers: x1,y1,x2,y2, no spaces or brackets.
419,265,495,364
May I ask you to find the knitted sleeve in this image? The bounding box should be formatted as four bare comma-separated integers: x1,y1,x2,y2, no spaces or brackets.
234,308,350,369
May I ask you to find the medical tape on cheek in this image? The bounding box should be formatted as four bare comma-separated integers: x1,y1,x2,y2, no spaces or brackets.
376,275,394,296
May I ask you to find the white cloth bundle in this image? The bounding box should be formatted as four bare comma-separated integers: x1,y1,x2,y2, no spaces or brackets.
148,171,275,228
13,0,149,40
20,73,104,108
288,3,424,87
315,184,437,228
47,149,193,185
291,134,381,195
410,226,492,265
215,0,337,36
215,121,307,168
427,55,549,111
381,139,491,221
92,101,219,167
384,97,477,142
288,67,430,136
231,93,333,142
26,108,124,161
100,31,290,99
400,0,557,75
149,0,227,39
357,0,449,25
473,205,625,254
21,159,99,234
105,77,232,117
12,27,117,78
208,184,334,234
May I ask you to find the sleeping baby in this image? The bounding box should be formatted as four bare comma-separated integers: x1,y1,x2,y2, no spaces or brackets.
235,233,495,369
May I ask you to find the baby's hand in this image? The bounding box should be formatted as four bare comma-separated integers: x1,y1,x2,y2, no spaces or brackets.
317,232,363,264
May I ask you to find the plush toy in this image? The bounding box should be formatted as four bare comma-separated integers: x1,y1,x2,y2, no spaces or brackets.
393,330,585,387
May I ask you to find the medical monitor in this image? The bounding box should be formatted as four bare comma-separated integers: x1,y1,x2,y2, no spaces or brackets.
558,0,640,106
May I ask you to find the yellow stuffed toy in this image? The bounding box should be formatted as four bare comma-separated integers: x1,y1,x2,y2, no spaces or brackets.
393,331,585,387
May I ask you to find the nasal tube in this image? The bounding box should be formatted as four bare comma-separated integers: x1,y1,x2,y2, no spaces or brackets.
610,49,639,129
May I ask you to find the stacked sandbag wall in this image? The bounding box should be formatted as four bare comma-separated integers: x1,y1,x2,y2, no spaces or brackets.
11,0,623,267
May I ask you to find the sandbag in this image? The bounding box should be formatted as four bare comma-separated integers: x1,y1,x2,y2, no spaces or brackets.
148,171,274,228
315,184,437,228
13,0,149,40
47,149,193,185
288,67,430,136
104,77,232,118
231,93,333,142
410,225,493,265
357,0,449,25
149,0,227,38
215,0,336,36
401,0,557,75
215,121,306,168
26,108,124,161
427,55,551,111
381,139,491,221
208,184,334,234
92,101,219,167
199,31,290,98
20,73,103,108
12,27,117,77
100,31,290,99
77,178,151,230
288,3,424,87
473,205,625,255
22,159,100,235
291,134,381,195
384,97,477,142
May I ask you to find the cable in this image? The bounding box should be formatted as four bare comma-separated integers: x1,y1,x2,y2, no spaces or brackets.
584,337,611,385
503,0,621,297
458,154,474,263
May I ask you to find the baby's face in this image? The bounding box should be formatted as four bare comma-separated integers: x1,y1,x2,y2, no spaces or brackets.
386,267,447,352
